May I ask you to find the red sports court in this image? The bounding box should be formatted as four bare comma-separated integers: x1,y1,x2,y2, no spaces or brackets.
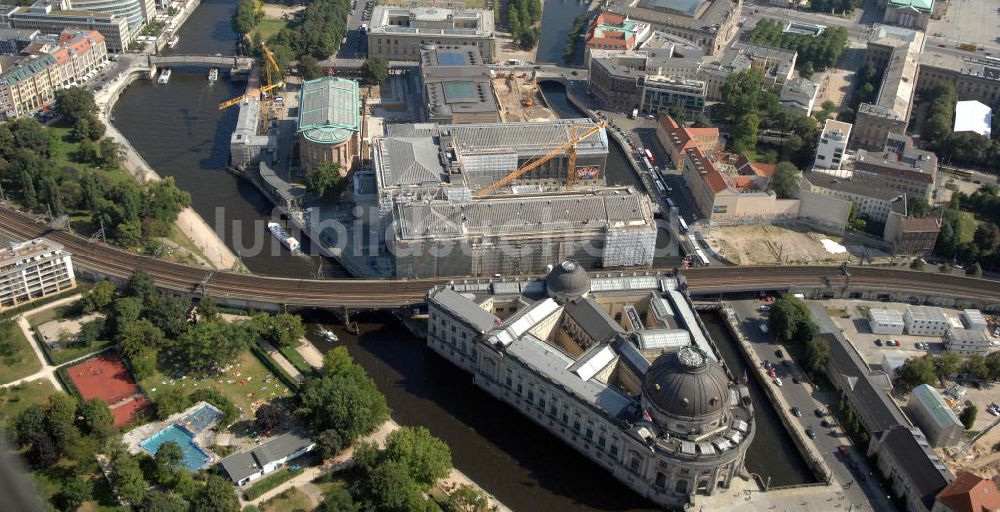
67,353,149,427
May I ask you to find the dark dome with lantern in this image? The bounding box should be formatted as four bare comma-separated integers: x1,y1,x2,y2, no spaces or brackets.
545,260,590,301
642,346,732,420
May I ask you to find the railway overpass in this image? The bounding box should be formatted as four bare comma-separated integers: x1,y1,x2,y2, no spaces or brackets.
148,54,254,68
1,207,998,312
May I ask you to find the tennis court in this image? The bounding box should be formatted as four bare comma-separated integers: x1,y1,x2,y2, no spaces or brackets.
67,353,138,404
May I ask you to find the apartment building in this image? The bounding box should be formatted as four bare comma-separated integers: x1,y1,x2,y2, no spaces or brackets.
813,119,852,175
853,133,937,201
367,6,497,63
904,305,949,336
0,238,76,311
11,0,131,52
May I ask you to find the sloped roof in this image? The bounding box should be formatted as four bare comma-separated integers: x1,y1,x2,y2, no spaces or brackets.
888,0,933,12
936,471,1000,512
379,137,446,187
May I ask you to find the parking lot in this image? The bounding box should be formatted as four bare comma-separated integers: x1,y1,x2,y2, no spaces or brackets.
927,0,1000,48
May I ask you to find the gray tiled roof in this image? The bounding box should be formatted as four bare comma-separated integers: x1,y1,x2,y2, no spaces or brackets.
219,451,260,483
378,137,447,187
563,297,624,345
430,287,499,333
877,426,952,509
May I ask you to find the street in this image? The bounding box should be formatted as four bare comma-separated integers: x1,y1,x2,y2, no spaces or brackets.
728,299,897,512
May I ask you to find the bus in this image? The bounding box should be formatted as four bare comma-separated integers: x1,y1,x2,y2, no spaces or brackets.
644,149,654,164
678,217,689,234
694,247,711,266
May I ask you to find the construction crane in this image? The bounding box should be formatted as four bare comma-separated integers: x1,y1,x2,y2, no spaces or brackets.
474,121,606,198
217,42,285,131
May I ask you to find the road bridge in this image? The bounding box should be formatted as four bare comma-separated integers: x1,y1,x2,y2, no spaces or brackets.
148,54,254,69
1,207,998,311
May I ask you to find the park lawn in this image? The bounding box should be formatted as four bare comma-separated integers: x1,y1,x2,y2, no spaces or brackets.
0,321,42,384
254,18,290,41
48,338,115,366
260,487,315,512
957,211,979,244
0,379,58,423
27,302,78,327
278,344,313,375
140,349,292,416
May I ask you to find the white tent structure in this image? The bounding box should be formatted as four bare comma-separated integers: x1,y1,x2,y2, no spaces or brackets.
953,100,992,139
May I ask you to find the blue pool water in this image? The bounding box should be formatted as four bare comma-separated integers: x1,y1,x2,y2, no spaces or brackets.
140,424,210,471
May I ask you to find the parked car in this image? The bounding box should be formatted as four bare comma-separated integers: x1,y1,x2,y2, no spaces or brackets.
820,419,830,428
792,376,801,384
805,429,817,439
759,323,769,333
775,349,784,358
791,406,802,417
874,339,883,347
773,377,783,387
814,408,825,418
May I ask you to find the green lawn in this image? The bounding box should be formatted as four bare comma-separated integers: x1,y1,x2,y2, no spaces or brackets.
254,18,290,41
140,350,292,415
278,344,313,375
957,211,978,244
0,380,58,423
0,321,42,384
27,303,78,327
260,487,315,512
48,339,115,366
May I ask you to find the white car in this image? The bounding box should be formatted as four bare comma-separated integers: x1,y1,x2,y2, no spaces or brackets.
773,377,783,387
759,323,769,333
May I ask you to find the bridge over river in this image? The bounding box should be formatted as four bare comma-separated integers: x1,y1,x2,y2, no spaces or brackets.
147,54,253,69
1,207,998,311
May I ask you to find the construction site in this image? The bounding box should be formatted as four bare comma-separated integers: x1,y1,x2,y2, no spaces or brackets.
491,71,557,123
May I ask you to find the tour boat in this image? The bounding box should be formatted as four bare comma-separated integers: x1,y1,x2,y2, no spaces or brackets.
157,69,172,84
167,36,179,48
267,222,300,252
319,329,338,342
208,68,219,82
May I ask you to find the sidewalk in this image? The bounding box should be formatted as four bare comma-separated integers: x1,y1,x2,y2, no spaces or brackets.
2,294,83,392
258,341,303,382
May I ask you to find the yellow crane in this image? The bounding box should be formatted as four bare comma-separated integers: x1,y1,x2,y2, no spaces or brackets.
217,42,284,111
474,121,606,198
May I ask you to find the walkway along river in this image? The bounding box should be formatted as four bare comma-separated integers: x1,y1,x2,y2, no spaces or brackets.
111,0,814,507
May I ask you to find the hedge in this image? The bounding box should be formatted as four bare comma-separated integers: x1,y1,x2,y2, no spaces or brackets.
241,467,303,501
250,342,301,392
0,288,80,321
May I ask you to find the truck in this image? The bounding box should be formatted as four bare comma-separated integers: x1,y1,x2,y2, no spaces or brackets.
630,108,638,119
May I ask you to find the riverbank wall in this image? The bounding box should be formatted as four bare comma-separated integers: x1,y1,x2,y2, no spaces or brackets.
98,63,242,271
716,304,834,487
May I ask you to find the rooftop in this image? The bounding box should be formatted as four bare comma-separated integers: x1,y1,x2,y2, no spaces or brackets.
821,119,853,141
909,384,962,430
876,426,953,510
935,471,1000,512
906,305,948,322
219,431,314,483
297,77,360,145
804,172,901,201
638,0,708,17
887,0,933,13
953,100,992,139
607,0,738,33
370,5,494,37
0,238,66,267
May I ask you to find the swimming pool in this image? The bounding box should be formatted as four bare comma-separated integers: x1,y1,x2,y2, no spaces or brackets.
180,403,223,433
139,424,211,471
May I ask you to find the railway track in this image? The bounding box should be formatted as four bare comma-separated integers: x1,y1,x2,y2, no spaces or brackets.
2,206,998,307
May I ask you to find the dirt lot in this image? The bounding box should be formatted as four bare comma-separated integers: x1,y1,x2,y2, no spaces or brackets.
493,73,556,122
707,224,852,265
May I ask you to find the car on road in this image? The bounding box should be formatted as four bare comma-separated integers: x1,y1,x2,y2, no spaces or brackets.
805,429,817,439
758,305,770,312
987,404,1000,416
775,349,783,358
814,408,825,418
767,369,776,378
773,377,783,387
791,406,802,417
821,419,830,428
763,360,773,370
792,376,800,384
874,339,883,347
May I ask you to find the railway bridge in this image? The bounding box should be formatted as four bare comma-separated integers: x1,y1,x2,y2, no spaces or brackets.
1,207,998,313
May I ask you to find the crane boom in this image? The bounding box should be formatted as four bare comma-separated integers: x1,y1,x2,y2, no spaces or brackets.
474,121,605,198
217,81,284,109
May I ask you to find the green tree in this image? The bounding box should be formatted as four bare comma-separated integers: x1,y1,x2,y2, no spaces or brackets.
297,347,390,442
144,177,191,225
907,196,932,217
973,223,1000,255
171,318,247,375
910,258,925,270
99,138,123,169
720,69,764,121
732,113,759,154
935,352,962,380
232,0,263,34
124,269,156,304
45,393,80,452
305,160,346,201
963,354,989,379
55,476,92,512
300,54,323,80
11,404,46,447
446,485,497,512
361,56,389,85
29,433,59,468
769,294,813,343
74,138,98,164
78,398,116,440
960,405,977,429
367,459,423,511
116,319,163,379
383,426,452,489
142,491,189,512
894,355,937,390
254,313,305,348
315,486,357,512
81,281,116,313
108,445,146,505
154,388,192,420
986,351,1000,380
316,428,344,459
967,262,983,277
54,87,98,125
804,337,830,375
152,440,184,485
191,474,240,512
144,294,192,338
770,162,800,199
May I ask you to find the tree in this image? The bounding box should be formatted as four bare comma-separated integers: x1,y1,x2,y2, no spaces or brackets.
297,347,390,443
124,269,156,304
366,459,423,511
960,405,977,429
910,258,925,270
315,486,357,512
963,354,989,380
316,429,344,460
907,196,932,217
986,351,1000,381
196,297,220,322
79,398,116,440
29,432,59,469
973,223,1000,256
153,440,184,485
45,393,80,451
382,426,452,489
54,87,98,125
804,337,830,376
74,138,98,164
361,56,389,85
300,54,323,80
145,294,192,338
109,446,146,505
447,485,497,512
191,474,240,512
145,177,191,225
171,319,248,375
117,319,162,380
254,403,283,435
255,313,305,348
770,162,800,199
232,0,263,34
99,138,123,169
305,161,346,201
894,355,937,390
81,281,116,313
55,476,92,512
967,262,983,277
768,294,816,344
732,113,759,154
720,69,764,121
153,387,191,420
934,352,962,380
801,61,814,79
142,491,189,512
12,403,47,447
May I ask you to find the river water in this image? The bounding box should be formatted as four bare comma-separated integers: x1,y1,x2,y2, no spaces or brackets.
113,0,812,507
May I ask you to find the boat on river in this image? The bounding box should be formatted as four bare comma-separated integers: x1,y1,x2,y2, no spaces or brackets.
267,222,300,252
208,68,218,82
157,69,171,84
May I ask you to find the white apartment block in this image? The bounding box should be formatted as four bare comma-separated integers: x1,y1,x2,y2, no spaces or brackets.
0,238,75,310
944,328,991,356
869,308,904,335
904,305,949,336
813,119,852,176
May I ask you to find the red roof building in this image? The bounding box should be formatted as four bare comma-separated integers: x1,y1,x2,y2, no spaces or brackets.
934,471,1000,512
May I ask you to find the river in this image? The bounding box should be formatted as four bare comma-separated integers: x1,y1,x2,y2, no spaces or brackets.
112,0,812,507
